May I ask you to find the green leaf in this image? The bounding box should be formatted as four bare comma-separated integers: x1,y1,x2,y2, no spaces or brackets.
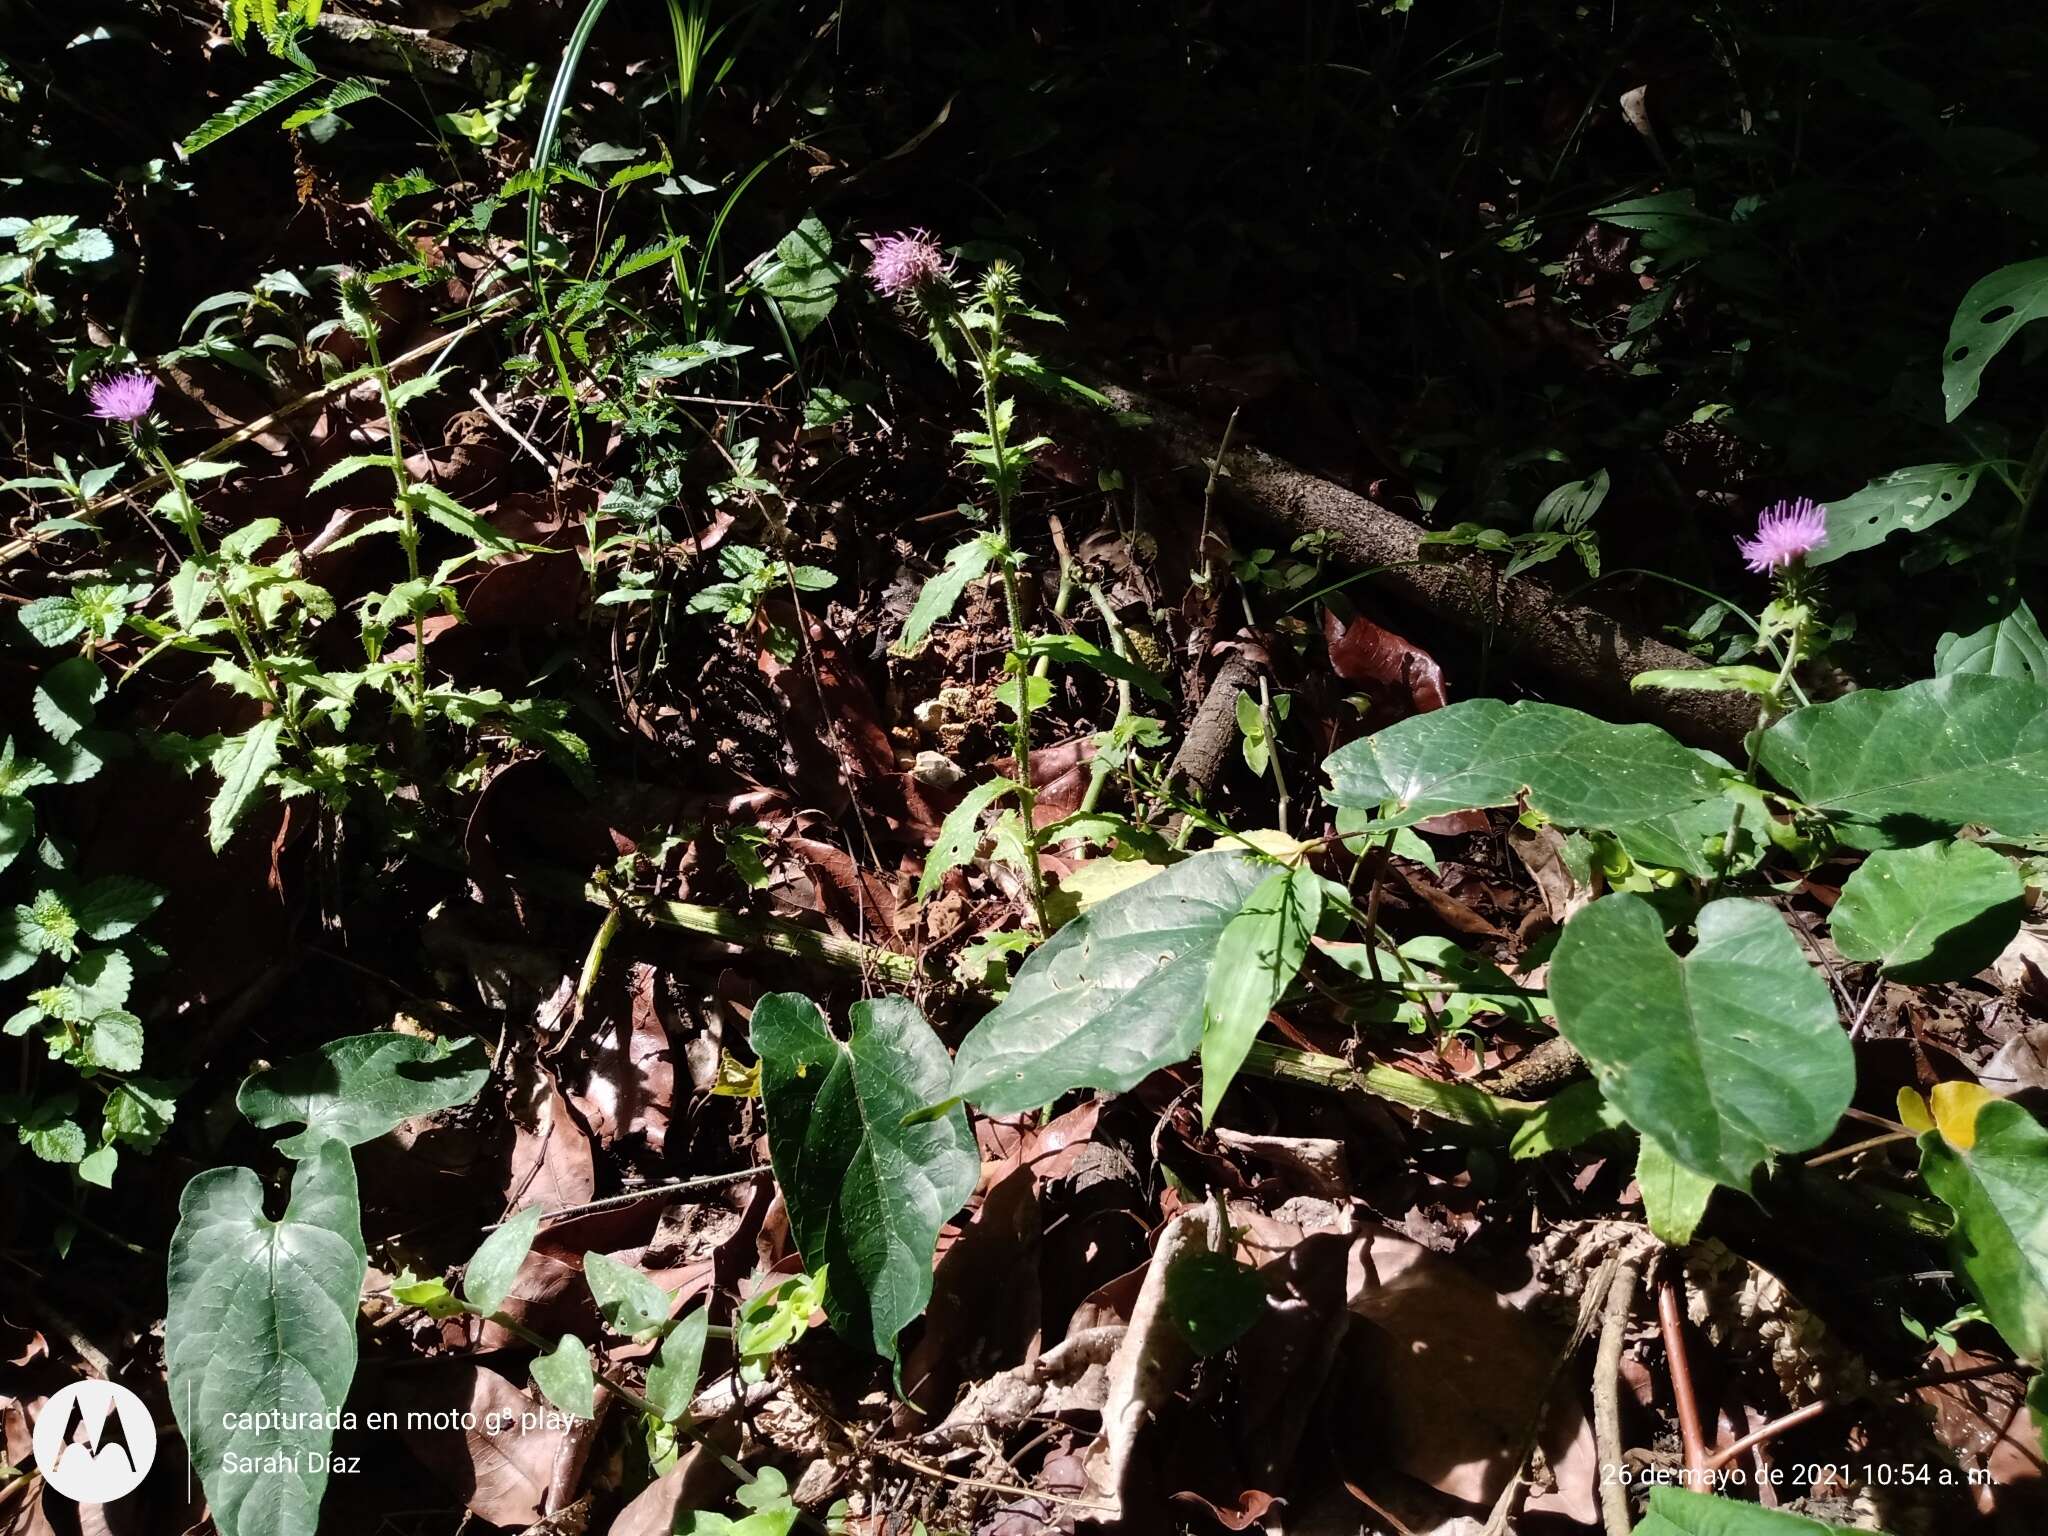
1631,665,1779,696
531,1333,596,1418
79,1143,119,1187
1757,675,2048,843
463,1204,542,1315
584,1249,671,1337
1507,1080,1627,1160
1943,257,2048,421
1021,633,1171,701
1809,463,1984,564
644,1308,710,1422
18,595,87,647
1199,865,1320,1126
209,717,285,851
63,947,133,1017
949,851,1273,1115
1165,1251,1267,1357
892,537,998,655
33,655,107,745
237,1032,490,1158
1321,698,1723,832
308,453,397,492
71,874,165,940
0,801,32,876
750,994,979,1364
1236,689,1270,776
1915,1093,2048,1365
1548,895,1852,1191
1637,1134,1715,1245
1832,841,2025,981
916,776,1016,900
180,70,320,156
1638,1487,1884,1535
105,1075,179,1151
81,1010,144,1072
167,1139,367,1536
1936,598,2048,685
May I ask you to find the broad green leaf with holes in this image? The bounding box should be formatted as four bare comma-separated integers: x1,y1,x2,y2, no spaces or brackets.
237,1032,490,1158
1808,463,1983,564
949,851,1273,1115
1912,1091,2048,1367
1943,257,2048,420
167,1138,366,1536
1638,1487,1884,1535
1199,865,1320,1126
1937,599,2048,685
917,776,1017,900
1757,675,2048,844
1321,699,1723,831
1549,895,1851,1191
463,1204,542,1315
751,994,978,1365
1832,841,2024,981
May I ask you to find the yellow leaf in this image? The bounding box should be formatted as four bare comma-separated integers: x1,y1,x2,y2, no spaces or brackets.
1896,1087,1934,1134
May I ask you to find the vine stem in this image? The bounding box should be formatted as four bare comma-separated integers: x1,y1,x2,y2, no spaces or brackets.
1658,1270,1710,1488
359,323,428,722
1078,582,1133,815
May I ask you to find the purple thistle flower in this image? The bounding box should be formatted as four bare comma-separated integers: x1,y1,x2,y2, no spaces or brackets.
1737,497,1829,574
87,371,158,424
866,229,950,299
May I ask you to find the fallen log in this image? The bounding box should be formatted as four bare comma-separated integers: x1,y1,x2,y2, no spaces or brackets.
1090,381,1758,755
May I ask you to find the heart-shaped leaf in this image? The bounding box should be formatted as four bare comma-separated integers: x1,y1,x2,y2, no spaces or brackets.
238,1032,490,1158
1549,895,1852,1191
948,851,1272,1115
1321,698,1723,831
532,1333,596,1418
584,1249,671,1337
751,994,978,1364
1757,675,2048,844
1910,1089,2048,1366
1832,841,2025,981
167,1139,367,1536
1943,256,2048,420
463,1205,543,1315
644,1308,710,1422
1199,864,1320,1126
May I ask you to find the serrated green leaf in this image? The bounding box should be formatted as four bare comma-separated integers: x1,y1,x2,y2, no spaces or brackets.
751,994,978,1365
237,1032,490,1158
916,776,1016,900
1549,895,1852,1192
18,595,86,647
463,1204,542,1315
894,537,999,654
71,874,166,940
1022,633,1171,701
167,1139,366,1536
209,717,284,851
308,453,397,492
0,801,31,876
1199,865,1319,1126
532,1333,596,1418
1810,463,1984,564
105,1075,179,1150
1943,257,2048,421
80,1009,144,1072
584,1249,671,1337
949,851,1273,1115
64,947,134,1018
1916,1094,2048,1366
645,1308,709,1422
1321,698,1723,831
1757,675,2048,843
1833,841,2024,981
33,655,107,745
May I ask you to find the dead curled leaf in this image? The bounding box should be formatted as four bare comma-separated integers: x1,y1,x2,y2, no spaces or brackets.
1324,606,1449,720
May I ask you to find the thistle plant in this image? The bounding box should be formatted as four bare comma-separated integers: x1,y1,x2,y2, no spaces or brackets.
1736,496,1828,719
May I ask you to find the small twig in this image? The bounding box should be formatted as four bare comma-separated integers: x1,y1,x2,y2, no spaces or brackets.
1847,977,1886,1041
470,384,559,483
1703,1360,2029,1473
1802,1130,1917,1168
864,1439,1118,1514
1658,1270,1709,1488
1594,1261,1643,1536
1195,405,1241,584
485,1166,773,1229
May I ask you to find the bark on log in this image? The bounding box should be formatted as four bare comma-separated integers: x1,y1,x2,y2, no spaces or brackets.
1166,650,1262,796
1092,382,1757,754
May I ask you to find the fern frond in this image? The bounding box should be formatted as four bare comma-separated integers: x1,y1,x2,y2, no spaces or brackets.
281,77,380,131
180,71,318,157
